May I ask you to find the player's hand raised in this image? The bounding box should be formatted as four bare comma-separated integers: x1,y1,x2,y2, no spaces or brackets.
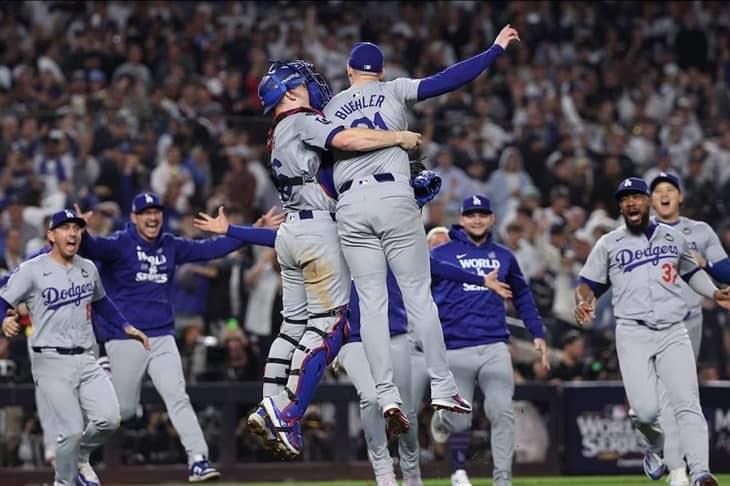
124,324,151,350
714,287,730,311
1,309,20,338
194,206,230,235
574,297,596,327
73,203,93,228
534,338,550,372
690,250,707,269
255,206,285,230
483,269,512,299
396,131,422,151
494,24,520,50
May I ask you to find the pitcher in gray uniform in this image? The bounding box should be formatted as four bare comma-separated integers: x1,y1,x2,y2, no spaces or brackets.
650,172,730,486
323,24,521,429
0,209,149,486
575,177,730,486
251,60,422,456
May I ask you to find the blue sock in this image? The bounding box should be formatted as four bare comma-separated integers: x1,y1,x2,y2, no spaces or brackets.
449,432,470,471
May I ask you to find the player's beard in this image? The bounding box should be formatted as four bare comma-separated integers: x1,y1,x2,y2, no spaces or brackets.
624,210,650,235
465,227,489,244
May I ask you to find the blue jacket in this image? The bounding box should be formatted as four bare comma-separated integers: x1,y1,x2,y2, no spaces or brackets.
80,223,245,340
430,225,544,349
348,256,484,342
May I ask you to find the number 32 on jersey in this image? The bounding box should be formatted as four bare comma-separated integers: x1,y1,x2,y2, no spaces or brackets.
661,262,678,283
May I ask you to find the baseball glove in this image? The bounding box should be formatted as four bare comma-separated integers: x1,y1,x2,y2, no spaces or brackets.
411,162,442,208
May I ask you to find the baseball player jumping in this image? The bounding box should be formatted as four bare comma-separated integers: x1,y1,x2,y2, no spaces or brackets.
413,195,548,486
648,172,730,486
322,25,521,429
245,59,421,457
75,192,257,482
575,177,730,486
0,209,150,486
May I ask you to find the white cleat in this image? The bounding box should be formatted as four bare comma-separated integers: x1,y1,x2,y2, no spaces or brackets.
450,468,472,486
432,394,472,414
668,467,690,486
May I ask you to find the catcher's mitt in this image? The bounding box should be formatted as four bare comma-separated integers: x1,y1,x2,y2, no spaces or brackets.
411,161,442,208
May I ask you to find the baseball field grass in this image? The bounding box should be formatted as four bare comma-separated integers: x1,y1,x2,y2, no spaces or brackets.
160,474,730,485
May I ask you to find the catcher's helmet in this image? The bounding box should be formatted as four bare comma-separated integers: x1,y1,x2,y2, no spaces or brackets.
258,60,332,114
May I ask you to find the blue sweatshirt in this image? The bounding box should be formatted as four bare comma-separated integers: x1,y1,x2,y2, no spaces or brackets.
80,223,246,340
348,257,484,342
430,225,544,349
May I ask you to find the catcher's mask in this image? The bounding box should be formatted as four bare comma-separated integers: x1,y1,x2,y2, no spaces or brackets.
258,60,332,114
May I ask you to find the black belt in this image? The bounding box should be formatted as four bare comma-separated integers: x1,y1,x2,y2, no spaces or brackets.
32,346,86,355
338,173,395,195
298,210,335,221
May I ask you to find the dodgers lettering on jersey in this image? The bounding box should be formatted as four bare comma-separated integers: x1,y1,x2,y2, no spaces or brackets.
0,254,104,349
659,217,729,312
323,78,421,189
580,223,698,328
269,112,340,212
430,226,544,350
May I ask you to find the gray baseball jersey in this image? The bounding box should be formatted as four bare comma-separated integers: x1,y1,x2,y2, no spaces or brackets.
0,254,104,349
270,112,341,212
579,223,698,328
662,217,728,310
324,78,419,188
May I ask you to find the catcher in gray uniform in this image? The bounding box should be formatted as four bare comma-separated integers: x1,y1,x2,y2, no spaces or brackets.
649,172,730,486
323,24,521,431
0,209,149,486
251,60,421,457
575,177,730,486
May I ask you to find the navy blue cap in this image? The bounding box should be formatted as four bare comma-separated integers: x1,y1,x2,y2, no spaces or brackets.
461,194,492,215
49,209,86,230
614,177,650,201
132,192,164,213
348,42,384,73
650,172,682,193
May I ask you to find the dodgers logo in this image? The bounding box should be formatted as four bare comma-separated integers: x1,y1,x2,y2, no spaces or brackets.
615,244,679,272
42,282,95,310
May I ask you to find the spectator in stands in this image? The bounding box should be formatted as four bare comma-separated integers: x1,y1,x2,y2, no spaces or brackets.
550,331,590,382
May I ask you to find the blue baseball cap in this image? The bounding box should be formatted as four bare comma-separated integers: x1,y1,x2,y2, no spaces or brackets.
650,172,682,193
614,177,650,201
132,192,164,213
461,194,492,215
348,42,384,73
49,209,86,230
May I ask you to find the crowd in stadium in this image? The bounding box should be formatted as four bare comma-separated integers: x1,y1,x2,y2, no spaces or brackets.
0,0,729,470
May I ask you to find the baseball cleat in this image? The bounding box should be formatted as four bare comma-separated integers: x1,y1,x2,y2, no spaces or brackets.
188,455,221,482
643,451,668,480
450,468,473,486
693,473,719,486
76,462,100,486
263,397,302,456
383,404,410,438
669,467,690,486
248,406,277,448
432,394,472,414
430,409,451,443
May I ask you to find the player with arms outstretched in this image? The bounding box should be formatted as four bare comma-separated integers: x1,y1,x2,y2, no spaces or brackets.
322,25,521,429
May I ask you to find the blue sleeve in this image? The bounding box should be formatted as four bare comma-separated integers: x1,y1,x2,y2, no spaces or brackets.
0,297,10,317
707,258,730,284
173,235,246,264
579,276,610,299
417,44,504,101
79,233,120,263
505,254,545,339
92,296,128,330
226,225,276,248
120,173,135,215
430,256,483,286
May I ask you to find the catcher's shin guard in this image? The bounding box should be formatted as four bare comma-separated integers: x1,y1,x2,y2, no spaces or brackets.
281,306,349,423
262,317,307,398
